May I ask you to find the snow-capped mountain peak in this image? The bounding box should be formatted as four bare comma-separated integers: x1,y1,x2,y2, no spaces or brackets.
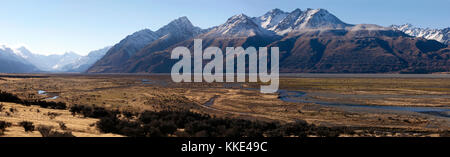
0,44,33,64
393,23,414,30
60,46,111,72
0,44,40,73
13,46,34,59
270,8,350,35
253,8,289,30
155,16,203,37
294,8,349,29
391,24,449,45
267,8,286,15
271,8,303,34
227,14,255,25
203,13,276,38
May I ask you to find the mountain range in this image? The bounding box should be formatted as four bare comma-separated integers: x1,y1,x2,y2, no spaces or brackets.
0,8,448,74
0,45,40,73
87,8,449,74
0,44,110,73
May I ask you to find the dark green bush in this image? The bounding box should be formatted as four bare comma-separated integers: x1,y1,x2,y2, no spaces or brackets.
70,104,350,137
37,125,75,137
19,121,35,132
0,121,12,135
0,91,66,109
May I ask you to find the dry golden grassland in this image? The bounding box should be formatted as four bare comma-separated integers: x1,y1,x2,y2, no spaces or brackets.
0,102,122,137
0,74,448,137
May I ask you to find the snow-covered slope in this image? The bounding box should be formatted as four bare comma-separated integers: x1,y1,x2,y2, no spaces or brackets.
391,24,449,45
136,17,205,54
0,44,31,64
201,14,277,38
109,29,160,57
0,44,40,73
13,48,81,72
87,29,160,72
155,16,204,38
61,46,111,72
252,8,289,30
47,52,81,71
270,8,351,35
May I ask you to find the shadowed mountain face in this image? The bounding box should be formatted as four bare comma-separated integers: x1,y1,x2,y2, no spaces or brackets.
88,8,449,74
88,17,205,73
272,28,449,73
0,58,39,73
88,29,160,73
123,35,280,73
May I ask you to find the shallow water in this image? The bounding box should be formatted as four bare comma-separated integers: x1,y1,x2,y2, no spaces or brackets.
45,96,59,100
280,73,450,78
277,90,450,118
204,95,220,106
38,90,47,95
141,78,168,86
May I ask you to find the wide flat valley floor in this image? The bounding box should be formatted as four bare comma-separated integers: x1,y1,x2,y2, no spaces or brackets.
1,73,449,136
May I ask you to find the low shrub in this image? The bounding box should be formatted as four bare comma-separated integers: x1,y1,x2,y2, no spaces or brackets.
0,121,12,135
70,104,118,118
69,104,355,137
94,109,320,137
58,122,67,130
440,131,450,137
46,112,62,119
37,125,75,137
0,91,66,109
0,91,22,103
19,121,35,132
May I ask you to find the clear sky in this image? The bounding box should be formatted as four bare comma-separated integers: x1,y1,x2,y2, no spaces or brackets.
0,0,449,55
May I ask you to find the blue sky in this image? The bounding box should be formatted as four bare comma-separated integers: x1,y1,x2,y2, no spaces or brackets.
0,0,449,55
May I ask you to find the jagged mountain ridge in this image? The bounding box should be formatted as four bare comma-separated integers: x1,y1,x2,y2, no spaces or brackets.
252,8,289,30
5,45,82,72
391,24,449,45
87,8,449,74
201,14,278,38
